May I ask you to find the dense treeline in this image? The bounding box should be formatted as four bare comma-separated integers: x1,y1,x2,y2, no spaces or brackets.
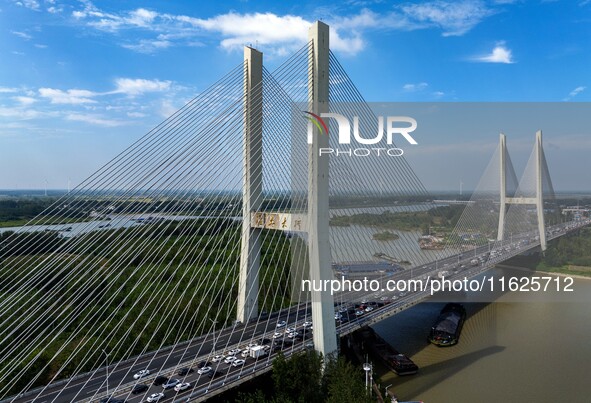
330,205,464,234
235,351,371,403
543,227,591,268
0,219,292,396
0,199,56,223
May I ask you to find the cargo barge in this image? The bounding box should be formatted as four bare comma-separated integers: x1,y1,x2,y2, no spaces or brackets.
428,303,466,346
358,327,418,376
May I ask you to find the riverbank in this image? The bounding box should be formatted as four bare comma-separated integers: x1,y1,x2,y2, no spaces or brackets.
497,263,591,280
536,262,591,279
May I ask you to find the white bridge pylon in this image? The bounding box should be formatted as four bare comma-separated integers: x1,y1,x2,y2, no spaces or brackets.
237,21,338,358
497,131,553,251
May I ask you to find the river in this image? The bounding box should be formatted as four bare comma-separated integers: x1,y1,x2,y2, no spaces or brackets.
373,266,591,402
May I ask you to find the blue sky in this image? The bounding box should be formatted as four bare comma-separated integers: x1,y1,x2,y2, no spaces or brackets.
0,0,590,191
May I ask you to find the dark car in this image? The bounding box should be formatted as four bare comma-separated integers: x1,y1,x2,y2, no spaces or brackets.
196,361,211,369
207,370,223,379
260,338,271,345
99,398,126,403
131,384,149,394
272,344,282,352
153,375,169,386
177,367,194,376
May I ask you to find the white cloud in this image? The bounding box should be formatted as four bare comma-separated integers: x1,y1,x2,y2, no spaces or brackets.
65,113,124,127
15,0,40,11
35,79,171,108
70,1,503,56
121,39,172,53
125,8,158,27
180,12,310,51
72,4,159,31
569,86,586,97
159,100,178,118
11,30,32,40
0,106,44,119
0,87,19,93
39,88,98,104
473,41,514,63
13,96,37,105
563,86,586,101
111,78,172,96
34,43,48,49
127,111,147,118
403,82,429,92
398,0,495,37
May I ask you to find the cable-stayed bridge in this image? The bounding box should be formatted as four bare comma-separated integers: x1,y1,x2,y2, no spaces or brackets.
0,21,589,403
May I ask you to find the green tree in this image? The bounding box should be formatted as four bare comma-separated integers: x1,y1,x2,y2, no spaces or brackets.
323,356,372,403
271,351,324,403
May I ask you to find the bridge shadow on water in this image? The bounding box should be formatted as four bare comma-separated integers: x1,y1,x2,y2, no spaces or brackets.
391,345,506,398
371,257,543,354
369,259,548,399
369,297,507,400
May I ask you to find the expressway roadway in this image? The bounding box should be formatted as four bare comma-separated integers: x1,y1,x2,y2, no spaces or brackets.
7,219,590,403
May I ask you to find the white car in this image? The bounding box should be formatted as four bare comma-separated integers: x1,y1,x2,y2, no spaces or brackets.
286,327,296,333
287,332,299,339
133,369,150,379
272,332,283,339
224,356,237,364
232,359,246,367
162,378,180,390
197,366,212,375
174,382,191,392
241,349,250,357
303,321,313,328
146,393,165,402
365,306,374,312
276,320,287,328
211,354,224,362
228,348,242,356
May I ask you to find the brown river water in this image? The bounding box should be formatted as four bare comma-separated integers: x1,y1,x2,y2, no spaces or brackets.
373,266,591,403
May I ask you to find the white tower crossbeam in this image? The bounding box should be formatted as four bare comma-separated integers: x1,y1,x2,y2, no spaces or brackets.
497,131,547,251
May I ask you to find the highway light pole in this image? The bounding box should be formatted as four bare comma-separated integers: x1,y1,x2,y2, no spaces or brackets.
101,349,109,397
363,360,372,396
385,384,392,399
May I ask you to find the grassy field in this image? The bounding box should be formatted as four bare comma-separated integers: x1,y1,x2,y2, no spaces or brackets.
0,218,292,396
